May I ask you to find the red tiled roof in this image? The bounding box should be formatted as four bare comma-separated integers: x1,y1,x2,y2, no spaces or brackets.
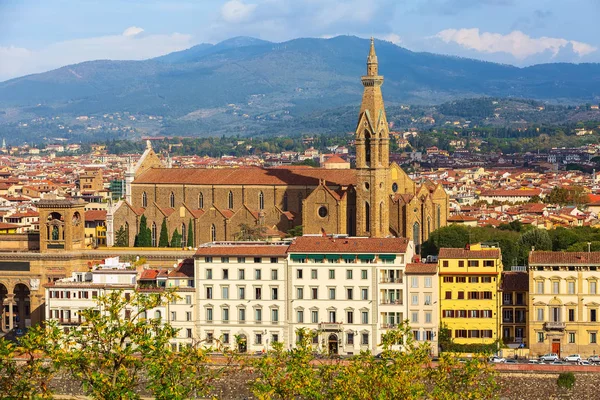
288,236,409,254
480,189,542,197
139,269,160,280
405,263,437,274
135,167,356,187
195,244,289,257
501,271,528,291
85,210,107,221
448,214,477,222
0,222,20,230
323,155,347,164
529,251,600,265
168,258,194,278
438,248,501,259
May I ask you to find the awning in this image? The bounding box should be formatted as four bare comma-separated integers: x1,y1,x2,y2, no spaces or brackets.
357,254,375,261
325,254,340,260
308,254,325,260
341,254,356,260
290,254,306,261
379,254,396,261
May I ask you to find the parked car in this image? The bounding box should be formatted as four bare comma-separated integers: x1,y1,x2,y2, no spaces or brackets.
564,354,582,362
489,356,506,363
551,360,566,365
540,353,559,362
528,359,540,364
504,359,518,364
588,355,600,364
578,360,591,366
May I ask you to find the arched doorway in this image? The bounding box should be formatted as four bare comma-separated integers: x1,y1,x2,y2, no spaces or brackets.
13,284,30,330
328,334,339,355
0,283,7,332
237,334,247,353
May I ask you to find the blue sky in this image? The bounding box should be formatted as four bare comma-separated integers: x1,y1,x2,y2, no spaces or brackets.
1,0,599,81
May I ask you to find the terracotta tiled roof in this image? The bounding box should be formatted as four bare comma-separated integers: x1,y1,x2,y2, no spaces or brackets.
135,167,356,187
288,236,409,254
438,248,501,259
529,251,600,265
405,263,438,274
168,258,194,278
448,214,477,222
501,271,528,291
85,210,107,221
323,155,347,164
139,269,160,280
480,189,542,197
195,244,289,257
0,222,19,230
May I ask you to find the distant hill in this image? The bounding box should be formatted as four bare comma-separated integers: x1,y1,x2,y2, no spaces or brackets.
0,35,599,137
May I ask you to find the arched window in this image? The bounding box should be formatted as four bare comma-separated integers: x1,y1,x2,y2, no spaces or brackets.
380,202,384,233
124,222,129,246
283,192,288,212
142,192,147,208
154,310,161,320
437,205,441,228
379,133,384,165
199,193,204,209
427,217,431,238
364,131,371,165
181,223,186,247
228,191,234,209
210,224,216,242
413,222,421,253
365,202,370,233
151,222,157,247
259,191,264,210
169,192,175,208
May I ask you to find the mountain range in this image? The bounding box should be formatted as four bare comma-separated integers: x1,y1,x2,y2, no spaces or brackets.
0,35,599,136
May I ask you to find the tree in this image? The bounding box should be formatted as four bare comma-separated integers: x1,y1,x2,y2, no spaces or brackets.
421,225,470,257
286,225,303,238
135,215,151,247
517,228,552,264
159,218,169,247
234,223,266,241
187,219,194,247
114,226,128,247
170,228,182,248
0,322,63,399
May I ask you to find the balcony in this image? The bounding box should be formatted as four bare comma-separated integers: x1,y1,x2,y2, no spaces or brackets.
380,278,403,284
56,318,81,325
380,299,403,306
544,321,566,331
319,322,343,332
380,323,399,329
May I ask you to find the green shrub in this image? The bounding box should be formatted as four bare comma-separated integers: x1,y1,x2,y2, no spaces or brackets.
557,372,576,390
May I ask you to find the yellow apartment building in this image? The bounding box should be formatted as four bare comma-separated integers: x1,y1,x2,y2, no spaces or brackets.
528,251,600,358
438,244,502,345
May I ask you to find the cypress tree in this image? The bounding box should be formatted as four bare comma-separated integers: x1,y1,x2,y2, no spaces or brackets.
187,219,194,247
158,218,169,247
170,228,182,248
136,215,151,247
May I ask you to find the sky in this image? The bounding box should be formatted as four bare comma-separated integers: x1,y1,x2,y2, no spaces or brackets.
1,0,599,81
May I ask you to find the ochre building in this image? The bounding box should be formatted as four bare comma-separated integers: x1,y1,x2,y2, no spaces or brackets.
109,39,449,250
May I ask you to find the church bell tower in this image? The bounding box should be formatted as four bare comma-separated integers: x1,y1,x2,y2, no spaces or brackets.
355,38,390,238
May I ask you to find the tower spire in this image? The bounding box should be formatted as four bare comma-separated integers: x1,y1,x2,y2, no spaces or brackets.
367,37,378,76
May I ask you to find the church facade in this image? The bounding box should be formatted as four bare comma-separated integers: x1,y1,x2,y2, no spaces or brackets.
109,39,448,252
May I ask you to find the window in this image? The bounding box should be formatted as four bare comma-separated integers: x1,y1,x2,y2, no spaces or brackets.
552,281,559,294
254,257,262,263
297,310,304,323
568,281,575,294
361,270,368,279
536,281,544,294
484,260,494,267
411,277,418,288
361,311,369,324
468,260,479,267
481,277,492,283
238,257,246,263
169,192,175,208
271,257,278,264
206,308,213,322
311,269,318,279
259,191,264,210
329,288,336,300
311,288,318,299
239,308,246,322
297,269,303,279
256,334,262,345
223,308,229,322
347,311,354,324
568,309,575,322
283,192,288,211
503,293,512,305
457,260,464,268
361,288,368,300
425,312,432,324
569,332,576,343
424,277,432,288
361,333,369,345
255,308,262,322
469,277,479,283
445,291,452,300
443,260,449,268
537,332,544,343
206,287,213,299
347,332,354,345
346,270,353,279
457,291,464,300
311,310,319,323
424,294,432,305
329,269,335,279
413,330,420,341
210,224,216,241
238,287,245,300
151,222,157,247
222,333,230,344
411,312,418,323
443,277,454,283
198,192,204,209
228,191,234,209
255,287,262,300
456,277,466,283
347,288,354,300
222,286,229,299
591,309,597,322
269,308,277,322
591,281,597,295
592,332,598,344
238,269,245,280
272,334,279,343
537,308,544,322
186,311,192,322
255,269,262,280
271,288,278,300
411,294,418,305
142,191,148,207
186,328,192,338
271,269,278,280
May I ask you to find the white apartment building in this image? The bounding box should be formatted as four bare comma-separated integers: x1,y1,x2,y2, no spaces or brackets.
287,236,414,355
405,263,439,356
194,242,289,353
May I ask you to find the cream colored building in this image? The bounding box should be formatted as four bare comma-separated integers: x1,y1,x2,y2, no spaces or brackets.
529,251,600,358
405,263,439,356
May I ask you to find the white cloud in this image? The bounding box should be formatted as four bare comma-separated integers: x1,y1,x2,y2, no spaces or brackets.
379,33,402,45
122,26,144,37
435,28,597,60
221,0,257,23
0,28,194,81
